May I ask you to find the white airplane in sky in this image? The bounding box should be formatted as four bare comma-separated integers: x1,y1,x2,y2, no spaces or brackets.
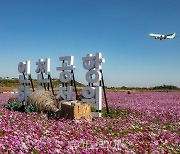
149,33,176,40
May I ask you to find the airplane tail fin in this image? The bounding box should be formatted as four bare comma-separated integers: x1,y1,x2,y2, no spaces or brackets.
167,33,176,39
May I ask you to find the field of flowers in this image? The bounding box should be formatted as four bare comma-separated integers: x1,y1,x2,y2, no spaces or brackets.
0,92,180,153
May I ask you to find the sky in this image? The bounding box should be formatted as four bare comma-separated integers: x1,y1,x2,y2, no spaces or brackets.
0,0,180,87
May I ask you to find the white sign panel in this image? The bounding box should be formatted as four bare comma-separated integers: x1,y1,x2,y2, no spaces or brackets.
35,58,50,89
56,56,75,101
82,53,105,111
18,61,31,102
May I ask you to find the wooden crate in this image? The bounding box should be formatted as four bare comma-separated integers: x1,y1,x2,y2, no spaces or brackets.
60,101,91,120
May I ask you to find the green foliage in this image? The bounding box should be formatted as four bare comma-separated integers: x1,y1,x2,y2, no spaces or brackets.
92,107,133,119
108,84,180,91
25,105,36,113
0,78,85,89
31,148,39,154
5,101,22,111
5,100,36,113
0,79,20,87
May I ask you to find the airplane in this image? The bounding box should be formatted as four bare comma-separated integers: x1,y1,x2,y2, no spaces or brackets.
149,33,176,40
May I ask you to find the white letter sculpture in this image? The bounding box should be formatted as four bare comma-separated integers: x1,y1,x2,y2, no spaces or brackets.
56,56,75,100
18,61,31,102
35,58,50,90
82,53,105,116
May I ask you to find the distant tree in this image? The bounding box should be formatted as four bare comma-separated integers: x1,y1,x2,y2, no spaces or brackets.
121,86,127,90
151,85,179,91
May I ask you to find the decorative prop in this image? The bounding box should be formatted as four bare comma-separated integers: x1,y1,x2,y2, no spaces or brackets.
27,90,59,113
35,58,54,95
82,53,108,116
17,53,108,118
18,61,33,103
56,56,77,100
60,101,91,120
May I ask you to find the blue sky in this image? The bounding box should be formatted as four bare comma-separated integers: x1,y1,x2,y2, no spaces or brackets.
0,0,180,87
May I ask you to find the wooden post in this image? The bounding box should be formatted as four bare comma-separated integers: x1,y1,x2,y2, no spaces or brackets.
23,73,27,86
72,70,78,100
47,75,50,91
29,74,34,92
48,74,54,95
41,72,46,90
100,69,109,115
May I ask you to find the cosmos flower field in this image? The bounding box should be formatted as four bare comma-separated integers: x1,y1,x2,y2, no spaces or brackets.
0,92,180,153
